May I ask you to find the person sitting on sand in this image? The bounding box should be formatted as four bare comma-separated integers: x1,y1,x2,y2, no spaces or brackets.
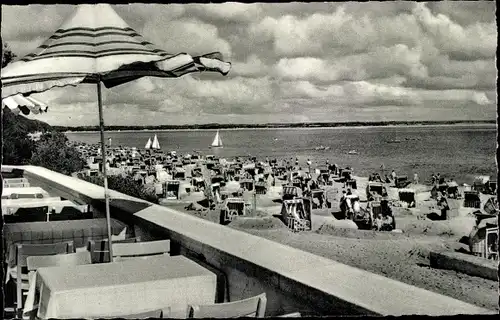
374,213,384,231
377,173,384,183
310,179,318,190
317,174,324,185
380,199,396,229
380,213,394,231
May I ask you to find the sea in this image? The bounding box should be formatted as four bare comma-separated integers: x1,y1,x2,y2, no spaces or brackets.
65,124,497,185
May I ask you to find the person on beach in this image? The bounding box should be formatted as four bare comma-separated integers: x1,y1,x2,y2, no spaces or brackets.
431,173,436,185
381,214,394,231
380,199,395,231
436,173,441,184
374,213,384,231
413,173,419,184
391,170,396,181
437,195,449,220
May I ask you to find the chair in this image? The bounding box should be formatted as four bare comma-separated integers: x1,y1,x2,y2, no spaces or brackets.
98,307,170,319
113,239,171,260
14,206,49,222
50,208,93,221
187,293,267,318
87,237,141,263
27,251,91,271
14,242,74,315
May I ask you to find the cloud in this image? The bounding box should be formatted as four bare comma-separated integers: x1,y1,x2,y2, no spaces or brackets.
142,18,232,58
184,3,263,23
250,6,425,58
2,2,497,126
273,44,428,82
280,80,492,108
114,4,186,32
231,55,269,77
412,3,496,60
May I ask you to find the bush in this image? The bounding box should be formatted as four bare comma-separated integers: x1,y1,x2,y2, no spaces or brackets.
30,132,86,175
79,173,159,204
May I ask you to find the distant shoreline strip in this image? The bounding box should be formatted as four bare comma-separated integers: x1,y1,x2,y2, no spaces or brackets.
60,121,496,133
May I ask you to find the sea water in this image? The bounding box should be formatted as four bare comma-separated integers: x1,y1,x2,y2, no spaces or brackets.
65,124,497,185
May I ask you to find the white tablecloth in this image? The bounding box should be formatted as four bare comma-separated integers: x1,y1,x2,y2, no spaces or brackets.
2,199,86,215
2,187,48,197
25,255,216,319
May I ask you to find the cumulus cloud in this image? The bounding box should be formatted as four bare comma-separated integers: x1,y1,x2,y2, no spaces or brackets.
412,3,496,60
250,7,425,58
143,18,232,58
184,3,263,23
274,44,429,82
231,55,269,77
1,2,497,125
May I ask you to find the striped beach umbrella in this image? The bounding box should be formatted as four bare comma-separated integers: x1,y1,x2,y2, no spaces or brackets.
1,4,231,263
1,4,231,98
2,94,48,115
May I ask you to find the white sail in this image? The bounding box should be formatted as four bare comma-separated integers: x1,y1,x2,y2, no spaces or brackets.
211,130,223,147
145,137,152,149
152,134,161,149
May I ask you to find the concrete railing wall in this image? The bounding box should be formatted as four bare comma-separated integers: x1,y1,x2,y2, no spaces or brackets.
8,165,496,316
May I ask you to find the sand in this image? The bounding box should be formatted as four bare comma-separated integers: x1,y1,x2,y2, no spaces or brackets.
231,227,498,311
160,176,498,311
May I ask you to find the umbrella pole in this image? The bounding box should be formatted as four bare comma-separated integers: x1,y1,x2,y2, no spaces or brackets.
97,81,114,263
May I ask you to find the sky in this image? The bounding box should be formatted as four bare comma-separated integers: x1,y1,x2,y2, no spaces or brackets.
1,2,497,126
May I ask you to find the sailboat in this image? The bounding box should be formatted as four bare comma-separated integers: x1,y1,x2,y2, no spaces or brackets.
151,134,161,150
144,137,152,149
210,130,223,148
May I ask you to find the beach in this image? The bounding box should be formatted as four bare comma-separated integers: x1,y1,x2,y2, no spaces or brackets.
71,126,498,311
161,175,498,310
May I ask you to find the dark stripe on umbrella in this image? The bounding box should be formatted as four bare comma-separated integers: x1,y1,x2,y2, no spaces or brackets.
3,76,85,86
170,62,197,73
21,50,170,62
52,26,138,33
48,31,144,40
36,40,160,49
2,72,93,81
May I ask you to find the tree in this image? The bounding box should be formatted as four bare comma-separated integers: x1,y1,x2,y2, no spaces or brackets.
30,132,86,175
2,42,16,68
2,109,36,165
78,173,159,204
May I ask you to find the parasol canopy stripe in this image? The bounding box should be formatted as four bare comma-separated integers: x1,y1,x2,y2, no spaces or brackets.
2,94,49,115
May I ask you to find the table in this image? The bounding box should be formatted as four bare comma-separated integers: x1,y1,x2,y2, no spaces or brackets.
4,218,127,267
26,255,216,319
2,187,49,198
2,199,87,215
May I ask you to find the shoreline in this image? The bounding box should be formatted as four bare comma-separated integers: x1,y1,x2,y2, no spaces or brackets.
63,122,496,133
